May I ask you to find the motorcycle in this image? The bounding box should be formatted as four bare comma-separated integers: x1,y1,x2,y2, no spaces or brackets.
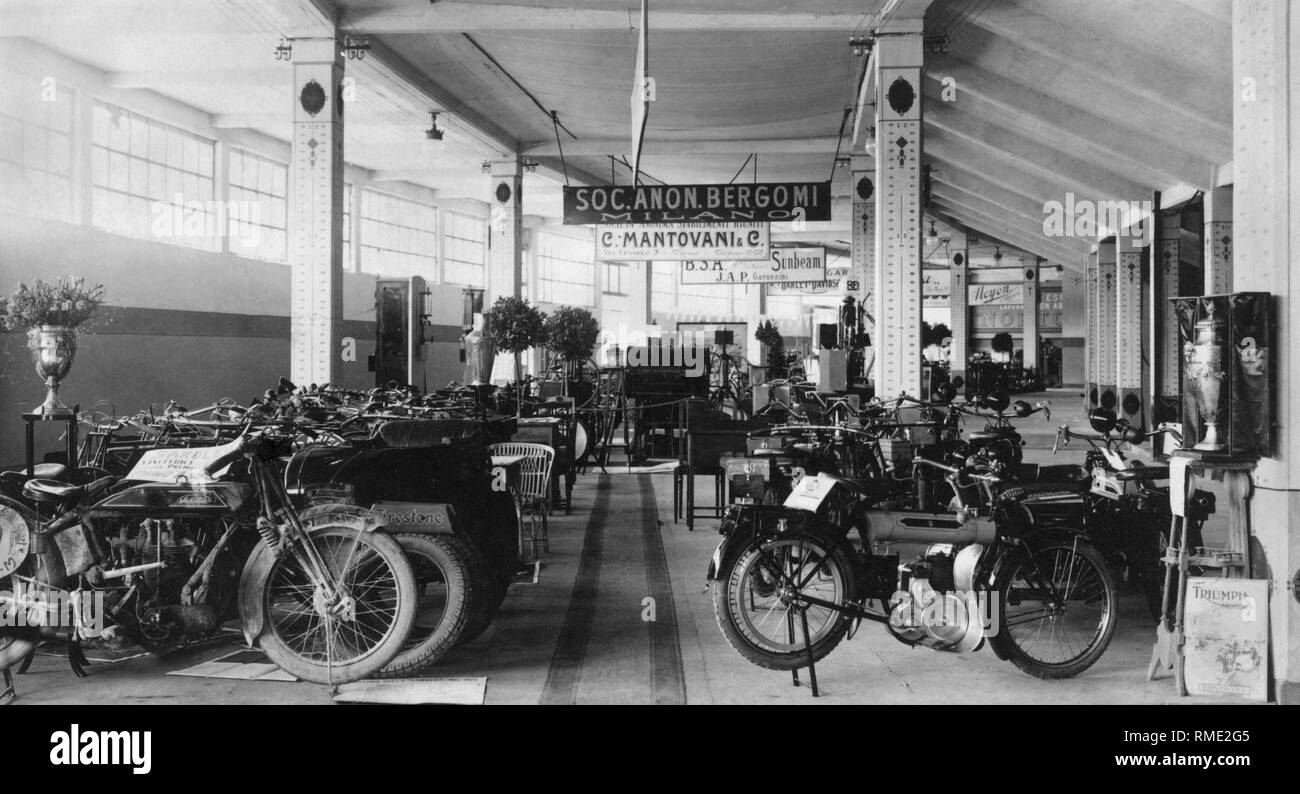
707,447,1118,680
0,425,418,686
1052,408,1202,620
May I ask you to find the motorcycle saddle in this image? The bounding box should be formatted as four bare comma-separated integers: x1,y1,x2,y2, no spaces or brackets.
22,476,115,506
0,463,68,488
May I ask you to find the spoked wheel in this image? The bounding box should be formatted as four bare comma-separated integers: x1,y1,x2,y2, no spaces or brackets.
0,508,62,674
258,526,417,684
712,529,857,671
989,537,1117,679
374,534,475,678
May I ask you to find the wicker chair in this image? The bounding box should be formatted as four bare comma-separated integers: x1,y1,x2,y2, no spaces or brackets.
488,442,555,557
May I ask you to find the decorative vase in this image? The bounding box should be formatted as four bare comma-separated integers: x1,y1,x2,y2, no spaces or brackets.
1187,301,1226,452
26,324,78,416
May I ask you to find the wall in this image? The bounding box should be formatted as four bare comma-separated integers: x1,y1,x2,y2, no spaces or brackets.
0,209,380,465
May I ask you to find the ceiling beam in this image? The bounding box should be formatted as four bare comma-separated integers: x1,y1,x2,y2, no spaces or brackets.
343,2,871,33
925,103,1152,202
931,203,1087,270
965,5,1231,154
524,137,841,157
930,185,1089,256
921,66,1214,190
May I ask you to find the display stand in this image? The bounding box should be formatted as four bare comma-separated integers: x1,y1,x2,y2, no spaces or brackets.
22,406,79,477
1147,457,1254,695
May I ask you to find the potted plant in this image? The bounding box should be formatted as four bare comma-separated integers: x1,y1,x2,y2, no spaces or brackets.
991,331,1014,363
754,320,787,381
542,306,600,396
5,276,106,415
486,295,546,417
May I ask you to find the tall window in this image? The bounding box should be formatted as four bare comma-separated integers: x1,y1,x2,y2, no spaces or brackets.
443,210,486,288
342,181,353,270
227,148,287,262
0,78,74,222
359,189,437,278
536,232,596,306
92,101,216,249
602,261,627,296
650,261,675,315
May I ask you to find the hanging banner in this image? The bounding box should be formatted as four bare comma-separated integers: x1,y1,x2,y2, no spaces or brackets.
969,283,1024,306
596,221,768,261
681,247,825,285
565,181,832,224
922,269,950,296
769,263,852,296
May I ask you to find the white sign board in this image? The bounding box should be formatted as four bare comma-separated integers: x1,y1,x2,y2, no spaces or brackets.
681,247,826,285
596,222,769,262
968,283,1024,305
125,439,241,483
1183,577,1269,701
922,269,951,296
768,263,852,296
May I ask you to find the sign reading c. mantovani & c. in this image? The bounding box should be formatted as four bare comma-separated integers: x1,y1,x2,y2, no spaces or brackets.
597,222,769,261
564,181,832,224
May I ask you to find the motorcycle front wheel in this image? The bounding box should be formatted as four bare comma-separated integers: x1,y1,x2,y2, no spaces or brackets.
712,528,857,671
258,526,417,684
989,537,1117,679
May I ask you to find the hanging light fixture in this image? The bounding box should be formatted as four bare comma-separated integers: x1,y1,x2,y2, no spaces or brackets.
928,221,938,239
422,112,445,159
993,245,1003,263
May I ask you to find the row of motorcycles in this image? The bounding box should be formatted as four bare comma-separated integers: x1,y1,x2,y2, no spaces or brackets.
707,380,1195,680
0,380,525,693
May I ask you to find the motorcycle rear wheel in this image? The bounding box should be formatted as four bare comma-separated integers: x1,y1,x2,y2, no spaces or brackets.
989,537,1117,679
712,528,857,671
258,525,417,684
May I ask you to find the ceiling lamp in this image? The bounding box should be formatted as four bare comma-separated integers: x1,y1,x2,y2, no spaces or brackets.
928,221,938,239
422,112,445,158
993,245,1002,263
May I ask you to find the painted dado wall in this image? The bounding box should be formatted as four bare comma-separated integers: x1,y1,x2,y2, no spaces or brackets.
0,210,381,466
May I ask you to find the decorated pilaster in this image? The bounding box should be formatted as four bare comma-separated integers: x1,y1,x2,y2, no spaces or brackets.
1155,213,1184,421
1095,241,1117,411
1085,250,1098,408
288,37,344,386
488,158,523,301
849,153,875,344
948,232,969,388
871,17,925,398
1022,259,1040,373
1115,232,1143,427
1204,184,1233,295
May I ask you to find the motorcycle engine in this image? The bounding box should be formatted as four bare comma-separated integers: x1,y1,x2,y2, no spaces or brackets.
887,544,986,653
92,517,244,651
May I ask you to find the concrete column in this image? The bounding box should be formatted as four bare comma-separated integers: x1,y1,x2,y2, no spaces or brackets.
1155,213,1184,420
1115,233,1143,427
288,37,344,386
1085,251,1098,408
1095,241,1117,411
487,158,523,301
871,20,924,398
1232,0,1300,703
948,232,970,388
850,154,875,345
1022,259,1040,373
1204,184,1233,295
1060,265,1086,389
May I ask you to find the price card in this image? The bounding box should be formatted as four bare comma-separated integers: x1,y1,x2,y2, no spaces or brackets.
783,472,833,512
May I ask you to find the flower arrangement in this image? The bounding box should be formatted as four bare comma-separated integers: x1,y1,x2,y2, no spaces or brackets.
4,277,106,330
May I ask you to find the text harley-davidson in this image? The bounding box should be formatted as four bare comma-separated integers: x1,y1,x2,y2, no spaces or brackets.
706,457,1118,679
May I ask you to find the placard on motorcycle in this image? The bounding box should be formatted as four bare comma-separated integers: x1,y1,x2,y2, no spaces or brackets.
125,439,240,483
680,247,826,285
596,221,769,262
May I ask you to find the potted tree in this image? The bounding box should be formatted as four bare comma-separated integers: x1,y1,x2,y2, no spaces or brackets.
486,295,546,417
5,277,106,415
542,305,600,397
